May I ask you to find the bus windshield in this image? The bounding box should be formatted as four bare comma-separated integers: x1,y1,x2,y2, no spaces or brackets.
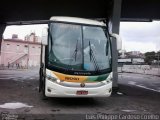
48,22,111,73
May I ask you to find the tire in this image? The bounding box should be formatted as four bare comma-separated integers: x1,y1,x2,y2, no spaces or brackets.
39,76,42,92
40,76,48,100
39,68,43,92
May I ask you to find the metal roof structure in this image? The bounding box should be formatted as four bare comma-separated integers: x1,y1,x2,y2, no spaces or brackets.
121,0,160,21
0,0,160,24
0,0,113,23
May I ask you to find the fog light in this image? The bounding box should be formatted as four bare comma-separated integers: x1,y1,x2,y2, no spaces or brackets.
47,88,51,92
109,88,112,93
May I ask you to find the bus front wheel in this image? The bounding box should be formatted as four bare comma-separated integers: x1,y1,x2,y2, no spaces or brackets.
41,77,48,100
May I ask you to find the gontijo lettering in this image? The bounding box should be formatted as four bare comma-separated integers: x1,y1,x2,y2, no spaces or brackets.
65,77,80,81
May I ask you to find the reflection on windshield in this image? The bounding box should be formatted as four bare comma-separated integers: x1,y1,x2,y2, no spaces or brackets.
48,23,83,70
83,26,110,71
48,23,111,72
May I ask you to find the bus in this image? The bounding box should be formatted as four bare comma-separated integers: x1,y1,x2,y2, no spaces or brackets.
39,16,121,98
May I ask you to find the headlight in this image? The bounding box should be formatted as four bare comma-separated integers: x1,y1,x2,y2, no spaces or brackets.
101,72,113,84
102,79,111,84
107,72,113,82
46,75,57,82
46,69,61,84
46,75,62,84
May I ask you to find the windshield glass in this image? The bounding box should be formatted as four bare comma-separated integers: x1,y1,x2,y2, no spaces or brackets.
48,22,111,72
83,26,111,71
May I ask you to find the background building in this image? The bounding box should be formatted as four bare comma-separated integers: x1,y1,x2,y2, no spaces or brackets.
0,33,41,68
118,50,145,65
24,32,41,43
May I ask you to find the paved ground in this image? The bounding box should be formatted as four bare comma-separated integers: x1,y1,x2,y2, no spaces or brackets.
0,69,160,120
119,73,160,93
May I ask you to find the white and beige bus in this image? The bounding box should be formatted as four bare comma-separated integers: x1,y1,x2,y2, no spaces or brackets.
39,17,121,98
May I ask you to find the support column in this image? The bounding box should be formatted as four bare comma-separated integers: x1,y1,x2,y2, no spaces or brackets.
111,0,122,88
0,24,6,66
0,24,6,55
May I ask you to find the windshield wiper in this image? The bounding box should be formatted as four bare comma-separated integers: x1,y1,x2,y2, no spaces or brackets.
89,41,100,72
65,39,79,71
72,39,79,61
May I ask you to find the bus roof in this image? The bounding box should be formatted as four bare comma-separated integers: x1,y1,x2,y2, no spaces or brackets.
50,16,106,26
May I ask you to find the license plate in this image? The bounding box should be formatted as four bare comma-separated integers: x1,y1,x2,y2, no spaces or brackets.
76,91,88,95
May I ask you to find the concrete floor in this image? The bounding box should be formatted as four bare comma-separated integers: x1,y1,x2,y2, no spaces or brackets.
0,69,160,120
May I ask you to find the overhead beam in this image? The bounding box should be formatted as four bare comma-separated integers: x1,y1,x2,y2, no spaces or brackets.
0,0,113,23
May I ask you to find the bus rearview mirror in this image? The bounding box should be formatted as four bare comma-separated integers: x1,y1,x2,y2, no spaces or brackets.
42,27,48,45
110,33,122,50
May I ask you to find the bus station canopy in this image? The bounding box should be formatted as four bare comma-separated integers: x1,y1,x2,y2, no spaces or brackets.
0,0,160,24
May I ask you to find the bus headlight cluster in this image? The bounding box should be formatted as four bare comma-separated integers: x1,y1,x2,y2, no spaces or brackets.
46,75,62,84
107,72,113,82
46,75,57,82
101,72,113,84
102,79,111,84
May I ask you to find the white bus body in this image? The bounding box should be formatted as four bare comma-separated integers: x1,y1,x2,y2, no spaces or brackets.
39,17,121,98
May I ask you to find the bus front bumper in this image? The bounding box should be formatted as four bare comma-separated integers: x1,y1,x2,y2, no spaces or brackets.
45,80,112,97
